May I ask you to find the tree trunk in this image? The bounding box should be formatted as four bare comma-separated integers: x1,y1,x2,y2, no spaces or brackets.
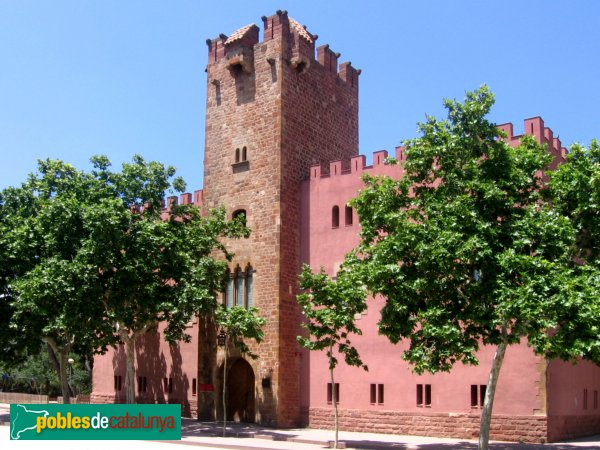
45,338,72,404
198,312,217,421
479,339,508,450
222,343,228,437
121,332,136,404
329,343,338,449
58,350,71,404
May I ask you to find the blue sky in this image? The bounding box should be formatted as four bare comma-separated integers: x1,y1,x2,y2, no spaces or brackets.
1,1,599,191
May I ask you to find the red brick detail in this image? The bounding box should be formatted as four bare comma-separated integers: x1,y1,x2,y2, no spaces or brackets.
548,414,600,442
308,407,549,443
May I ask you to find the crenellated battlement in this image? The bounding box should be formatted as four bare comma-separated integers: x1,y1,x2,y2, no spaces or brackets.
206,10,360,86
309,146,406,182
161,189,204,213
309,117,567,185
498,116,568,164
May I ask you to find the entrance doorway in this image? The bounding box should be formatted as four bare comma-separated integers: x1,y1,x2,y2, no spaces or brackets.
226,358,255,422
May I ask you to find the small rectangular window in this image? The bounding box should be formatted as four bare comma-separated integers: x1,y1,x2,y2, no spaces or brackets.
425,384,432,406
583,389,588,410
479,385,486,407
327,383,340,404
164,377,173,394
470,385,478,407
416,384,423,406
345,206,353,226
192,378,197,396
471,384,486,408
370,384,376,404
377,384,384,404
138,376,147,394
114,375,122,391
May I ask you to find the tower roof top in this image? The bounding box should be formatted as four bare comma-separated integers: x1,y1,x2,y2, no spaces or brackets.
224,23,257,45
288,17,314,43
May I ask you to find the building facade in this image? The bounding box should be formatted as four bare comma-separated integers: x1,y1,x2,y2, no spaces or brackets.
92,11,600,442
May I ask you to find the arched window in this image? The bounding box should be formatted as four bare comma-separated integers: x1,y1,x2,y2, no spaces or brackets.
345,205,353,226
223,264,254,309
235,266,244,306
224,268,233,308
242,146,247,162
332,206,340,228
235,148,240,163
232,209,247,227
245,265,253,308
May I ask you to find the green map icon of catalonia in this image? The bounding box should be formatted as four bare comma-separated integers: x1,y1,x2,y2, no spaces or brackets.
10,404,49,439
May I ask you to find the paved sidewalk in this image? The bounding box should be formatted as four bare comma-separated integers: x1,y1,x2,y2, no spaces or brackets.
2,403,599,449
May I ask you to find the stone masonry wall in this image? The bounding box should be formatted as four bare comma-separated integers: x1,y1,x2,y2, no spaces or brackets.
202,11,359,427
309,407,549,443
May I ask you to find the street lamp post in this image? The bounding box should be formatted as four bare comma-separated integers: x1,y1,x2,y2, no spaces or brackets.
67,358,74,399
217,329,227,437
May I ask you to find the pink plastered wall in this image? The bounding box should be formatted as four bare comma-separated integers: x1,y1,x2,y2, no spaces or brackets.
300,139,561,417
92,321,199,415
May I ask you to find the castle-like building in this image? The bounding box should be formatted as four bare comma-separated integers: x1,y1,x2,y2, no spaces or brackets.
92,11,600,442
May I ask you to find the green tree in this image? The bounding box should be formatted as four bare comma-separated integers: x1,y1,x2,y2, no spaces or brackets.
1,159,117,403
214,305,265,437
1,155,248,404
77,155,249,404
549,140,600,263
296,265,367,449
348,86,600,450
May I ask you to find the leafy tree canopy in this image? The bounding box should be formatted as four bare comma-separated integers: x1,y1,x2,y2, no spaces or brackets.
348,85,599,373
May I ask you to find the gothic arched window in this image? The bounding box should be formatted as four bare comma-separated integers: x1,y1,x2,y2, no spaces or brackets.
223,264,254,309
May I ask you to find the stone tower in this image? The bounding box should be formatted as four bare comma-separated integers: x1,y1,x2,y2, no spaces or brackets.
200,10,359,426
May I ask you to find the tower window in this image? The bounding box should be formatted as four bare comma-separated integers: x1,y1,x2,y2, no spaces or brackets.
232,209,247,227
232,146,250,173
345,205,353,226
223,264,254,309
332,206,340,228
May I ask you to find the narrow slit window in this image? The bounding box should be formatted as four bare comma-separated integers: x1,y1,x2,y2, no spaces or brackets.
332,206,340,228
479,385,486,407
425,384,432,406
114,375,122,391
345,205,353,226
235,148,240,163
416,384,423,406
470,385,478,407
378,384,384,404
242,146,247,161
583,389,588,410
138,376,147,394
192,378,197,396
327,383,340,404
370,384,376,404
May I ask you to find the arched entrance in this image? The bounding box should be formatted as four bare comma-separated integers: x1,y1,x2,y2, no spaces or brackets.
226,358,255,422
